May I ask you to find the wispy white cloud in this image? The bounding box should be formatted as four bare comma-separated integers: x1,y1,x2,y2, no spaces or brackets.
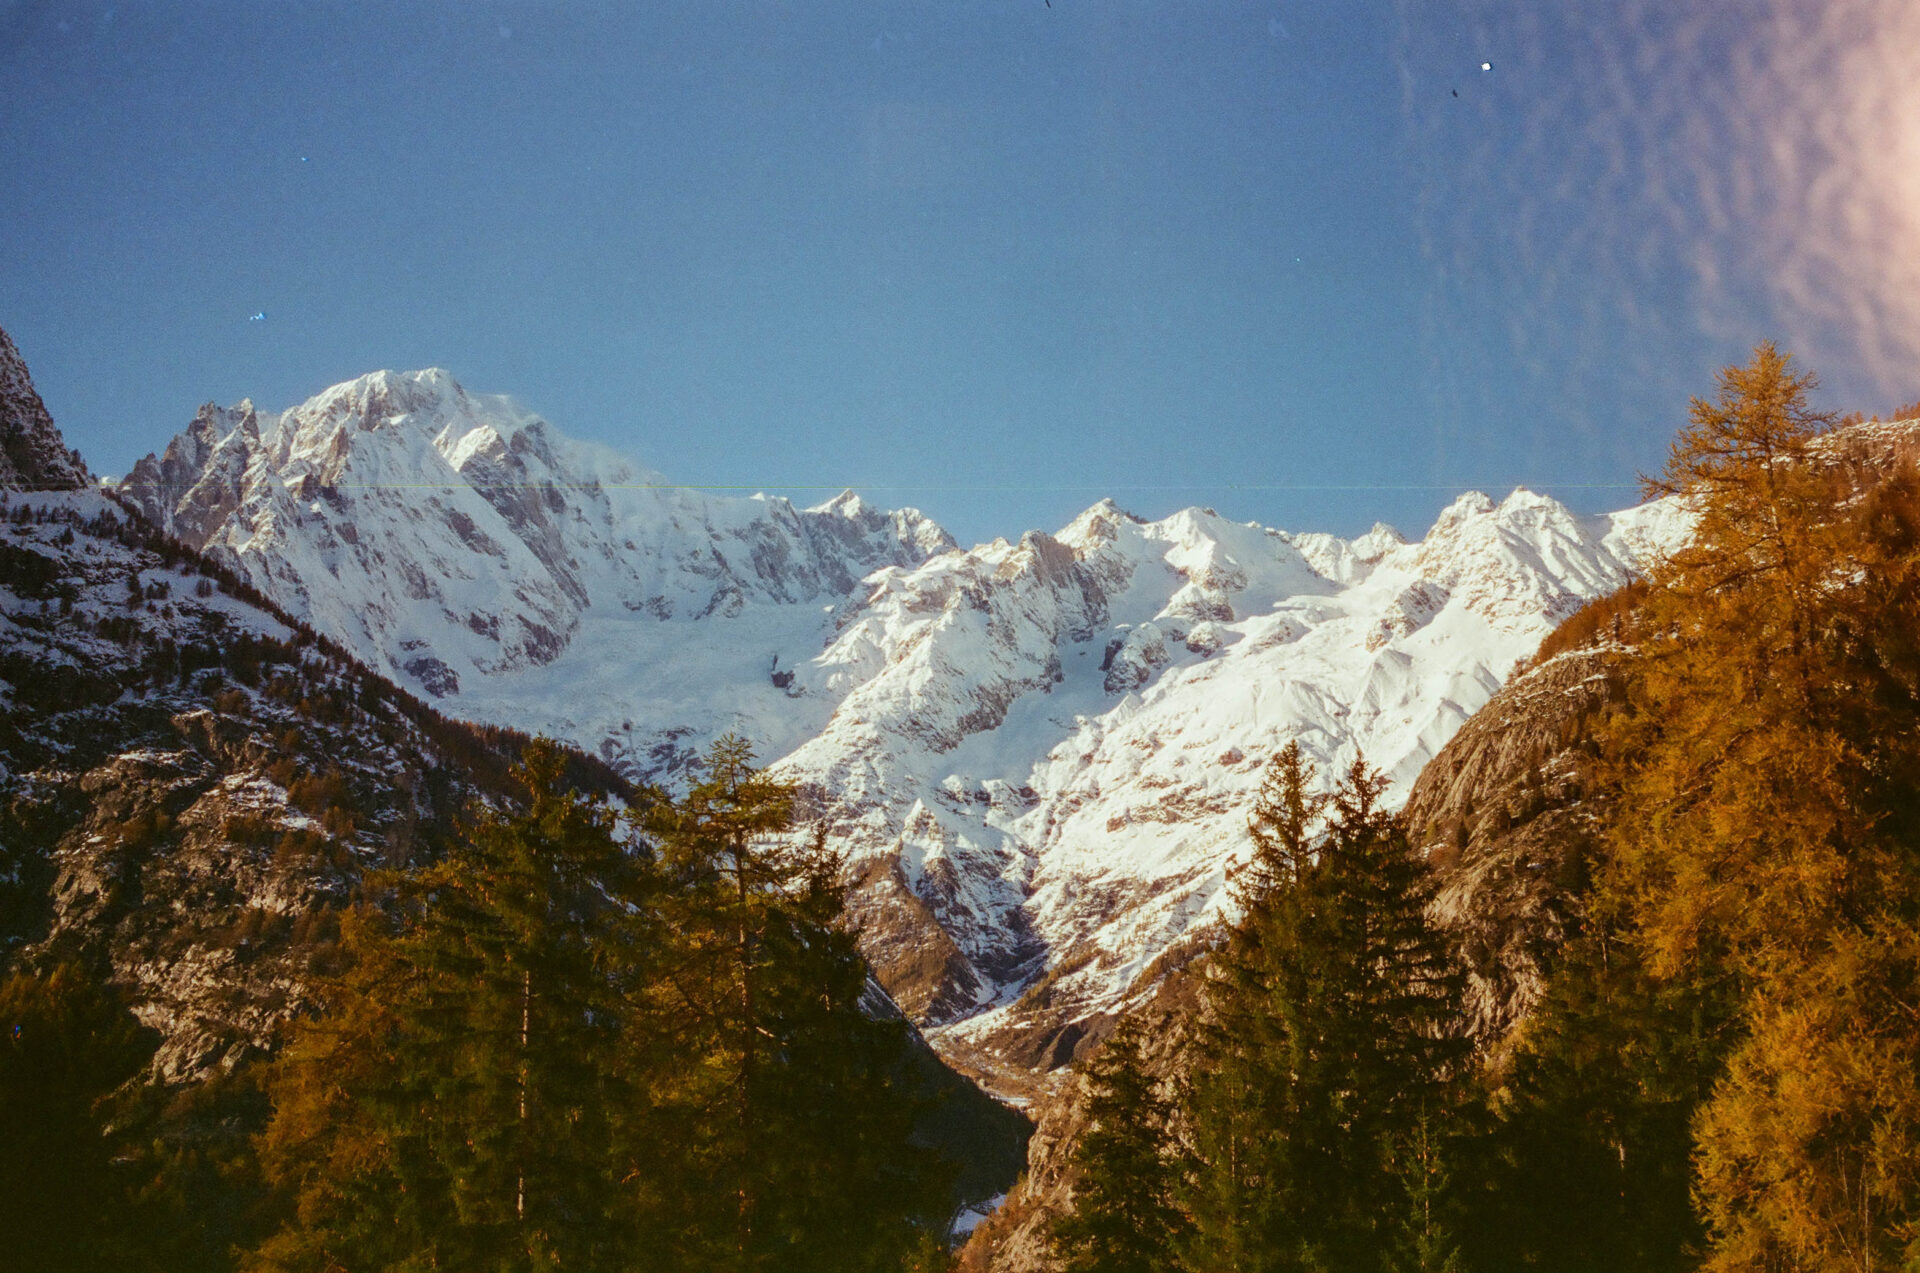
1397,0,1920,437
1715,0,1920,400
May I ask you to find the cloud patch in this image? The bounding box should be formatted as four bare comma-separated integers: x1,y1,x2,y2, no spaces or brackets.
1397,0,1920,429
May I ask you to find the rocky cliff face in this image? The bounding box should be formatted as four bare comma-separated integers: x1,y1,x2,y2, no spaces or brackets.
1401,642,1628,1048
0,484,564,1081
124,368,1698,1097
0,326,90,491
0,465,645,1084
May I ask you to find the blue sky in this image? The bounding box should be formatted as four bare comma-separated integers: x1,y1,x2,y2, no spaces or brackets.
3,1,1915,546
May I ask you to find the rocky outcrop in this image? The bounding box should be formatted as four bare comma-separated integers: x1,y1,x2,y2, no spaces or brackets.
122,400,258,545
0,325,89,491
1402,643,1629,1047
0,483,586,1082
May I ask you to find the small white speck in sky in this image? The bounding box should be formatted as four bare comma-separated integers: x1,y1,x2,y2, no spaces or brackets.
249,312,266,322
1481,61,1492,71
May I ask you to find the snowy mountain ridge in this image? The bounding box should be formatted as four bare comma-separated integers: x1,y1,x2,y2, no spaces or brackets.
126,368,1690,1089
125,369,956,771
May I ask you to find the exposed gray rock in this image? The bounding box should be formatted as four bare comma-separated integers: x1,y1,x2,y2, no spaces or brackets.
0,324,90,491
1403,644,1628,1046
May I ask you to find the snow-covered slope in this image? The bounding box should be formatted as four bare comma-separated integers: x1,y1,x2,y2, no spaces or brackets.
773,490,1685,1078
127,369,1690,1087
125,370,955,775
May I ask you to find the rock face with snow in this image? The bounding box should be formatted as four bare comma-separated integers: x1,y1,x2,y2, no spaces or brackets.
780,491,1685,1085
129,368,1693,1091
0,481,557,1083
0,325,90,491
125,369,955,772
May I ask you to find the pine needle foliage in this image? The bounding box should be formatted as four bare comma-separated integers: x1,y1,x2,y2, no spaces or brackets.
1466,923,1725,1272
249,736,952,1272
249,739,666,1272
1181,743,1467,1273
648,734,951,1272
1049,1016,1187,1273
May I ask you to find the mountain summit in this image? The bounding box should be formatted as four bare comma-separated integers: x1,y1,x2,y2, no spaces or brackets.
125,369,956,744
0,325,90,491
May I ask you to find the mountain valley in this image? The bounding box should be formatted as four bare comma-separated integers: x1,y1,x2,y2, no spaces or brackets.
122,365,1691,1095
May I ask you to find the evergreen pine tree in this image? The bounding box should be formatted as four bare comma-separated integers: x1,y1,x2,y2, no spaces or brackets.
1181,742,1326,1273
1462,922,1721,1273
1182,744,1465,1273
249,740,668,1272
744,831,953,1271
650,736,949,1272
1049,1017,1186,1273
1386,1112,1465,1273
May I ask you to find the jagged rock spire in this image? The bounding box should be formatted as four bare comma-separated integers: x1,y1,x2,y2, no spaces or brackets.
0,324,91,491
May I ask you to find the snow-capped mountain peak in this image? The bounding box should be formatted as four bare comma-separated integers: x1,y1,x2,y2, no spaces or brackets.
125,370,958,722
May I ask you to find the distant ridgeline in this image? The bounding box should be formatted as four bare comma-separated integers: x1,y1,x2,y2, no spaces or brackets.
961,346,1920,1273
0,325,1026,1271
